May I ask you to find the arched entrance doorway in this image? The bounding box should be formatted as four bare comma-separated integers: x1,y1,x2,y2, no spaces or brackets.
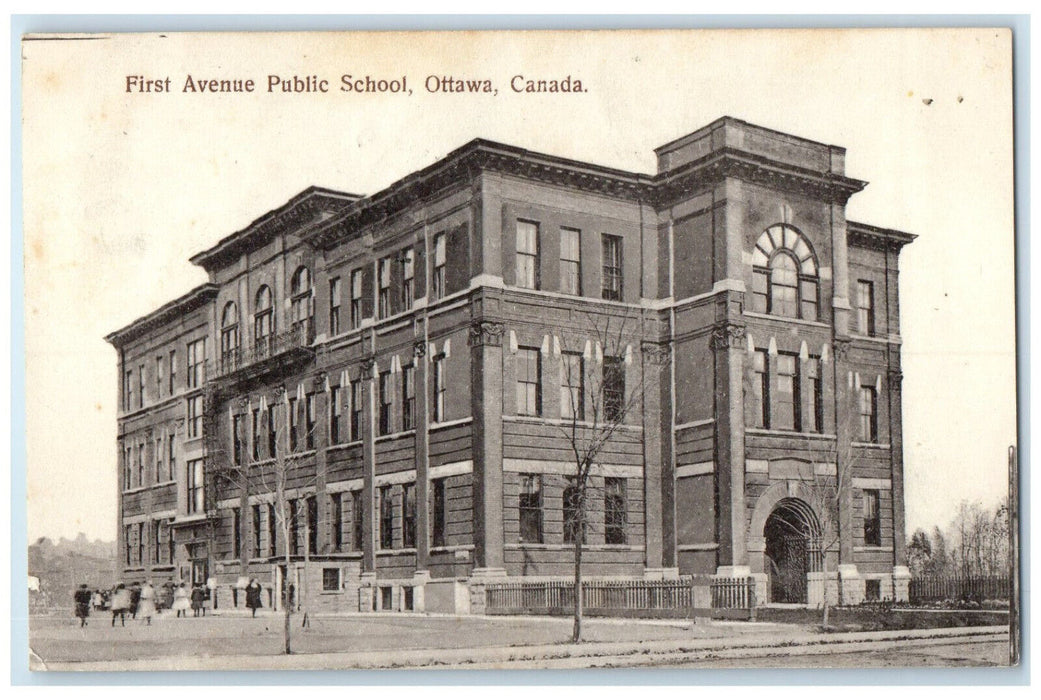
764,498,822,604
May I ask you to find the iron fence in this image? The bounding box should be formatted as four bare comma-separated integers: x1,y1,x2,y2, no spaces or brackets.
909,575,1010,602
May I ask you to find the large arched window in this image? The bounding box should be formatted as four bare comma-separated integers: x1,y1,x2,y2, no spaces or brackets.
751,225,819,320
290,266,314,341
220,301,240,371
254,285,274,356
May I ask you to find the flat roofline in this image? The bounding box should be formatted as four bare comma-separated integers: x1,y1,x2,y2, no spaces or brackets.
847,220,917,246
654,115,845,156
104,283,220,347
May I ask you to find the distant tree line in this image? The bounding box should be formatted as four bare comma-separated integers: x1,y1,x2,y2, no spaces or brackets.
906,499,1011,579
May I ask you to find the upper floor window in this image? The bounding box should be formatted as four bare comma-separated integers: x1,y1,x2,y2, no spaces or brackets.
155,355,164,400
752,350,768,429
432,233,447,300
378,258,391,319
329,277,342,337
350,380,363,441
186,338,206,389
168,350,177,395
124,369,133,411
519,474,543,544
602,356,625,422
305,393,316,450
401,248,415,311
774,353,801,431
432,353,447,423
605,477,627,545
560,351,585,421
330,385,342,445
516,221,539,289
187,395,204,439
601,234,623,301
290,267,314,340
187,459,204,514
254,286,274,351
232,413,244,465
251,408,261,461
516,347,542,416
560,227,581,295
751,225,819,321
350,269,364,329
807,356,824,434
402,364,416,431
858,384,878,443
288,397,299,452
138,364,145,409
857,280,875,336
220,302,240,370
863,489,882,546
378,370,393,435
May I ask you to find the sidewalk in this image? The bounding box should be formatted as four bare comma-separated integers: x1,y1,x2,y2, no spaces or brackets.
39,624,1008,671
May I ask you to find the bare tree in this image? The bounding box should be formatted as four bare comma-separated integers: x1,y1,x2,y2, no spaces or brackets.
208,386,320,654
553,310,648,643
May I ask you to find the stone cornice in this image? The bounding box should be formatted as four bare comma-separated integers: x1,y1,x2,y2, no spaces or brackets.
847,221,917,251
104,283,220,348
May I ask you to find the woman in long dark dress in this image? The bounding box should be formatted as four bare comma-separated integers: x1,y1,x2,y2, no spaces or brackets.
73,584,91,627
245,578,263,618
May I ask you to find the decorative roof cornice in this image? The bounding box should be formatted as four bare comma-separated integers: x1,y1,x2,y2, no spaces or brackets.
189,186,361,272
847,221,917,250
104,283,220,347
653,147,867,208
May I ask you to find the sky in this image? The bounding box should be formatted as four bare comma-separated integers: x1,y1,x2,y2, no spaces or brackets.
21,28,1016,543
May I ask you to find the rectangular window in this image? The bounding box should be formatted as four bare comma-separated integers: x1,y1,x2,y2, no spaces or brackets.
352,490,364,551
138,442,145,487
289,500,299,556
251,408,261,460
307,495,318,556
305,394,316,450
402,483,417,549
169,350,177,395
330,386,342,445
560,352,585,421
402,364,415,431
252,504,262,558
187,459,204,514
602,356,625,422
516,220,539,289
137,522,145,565
431,478,447,548
123,370,132,411
379,486,394,550
601,234,623,301
329,276,342,337
775,353,801,431
232,507,241,559
167,432,176,482
432,232,446,300
560,227,582,295
288,397,299,452
605,477,627,544
563,478,584,545
323,568,341,592
331,492,344,552
232,414,244,465
268,503,277,557
153,521,162,565
519,474,543,544
155,435,164,484
187,395,203,439
432,353,446,423
123,446,131,490
863,490,882,546
752,268,769,314
379,371,392,435
859,385,878,442
807,357,824,433
138,364,145,408
857,280,875,335
186,338,206,389
124,525,132,566
350,268,364,329
350,380,363,441
267,405,278,458
378,258,391,319
752,350,769,429
156,356,164,399
401,248,414,310
515,347,542,416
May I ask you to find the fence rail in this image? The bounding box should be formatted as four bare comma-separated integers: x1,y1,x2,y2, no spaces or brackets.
909,575,1010,602
484,577,756,617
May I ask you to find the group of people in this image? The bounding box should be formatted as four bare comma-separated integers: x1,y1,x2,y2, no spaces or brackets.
74,578,266,626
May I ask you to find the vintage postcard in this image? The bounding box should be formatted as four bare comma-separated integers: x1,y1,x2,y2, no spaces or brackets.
21,27,1018,672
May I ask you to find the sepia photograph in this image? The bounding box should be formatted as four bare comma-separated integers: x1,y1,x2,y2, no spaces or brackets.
19,26,1019,674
